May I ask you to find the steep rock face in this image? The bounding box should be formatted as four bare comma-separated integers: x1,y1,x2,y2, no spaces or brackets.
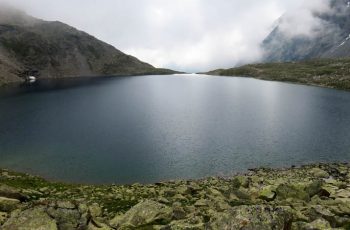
262,0,350,62
0,7,175,86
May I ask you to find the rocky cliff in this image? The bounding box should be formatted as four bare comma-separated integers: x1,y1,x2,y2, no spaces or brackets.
0,7,177,86
1,163,350,229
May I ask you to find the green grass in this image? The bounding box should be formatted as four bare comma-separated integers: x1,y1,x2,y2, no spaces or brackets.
206,58,350,90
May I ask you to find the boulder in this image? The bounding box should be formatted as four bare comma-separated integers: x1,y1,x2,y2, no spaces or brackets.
46,204,81,230
173,194,188,203
276,183,310,201
259,186,276,201
2,207,58,230
334,189,350,198
89,203,102,217
207,205,293,230
310,168,330,178
176,185,191,195
172,206,187,220
56,201,76,209
0,184,28,201
109,200,173,228
232,176,249,188
233,187,251,200
293,218,331,230
0,197,20,212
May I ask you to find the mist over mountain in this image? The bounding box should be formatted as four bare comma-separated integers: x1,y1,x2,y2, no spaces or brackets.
0,6,176,86
262,0,350,62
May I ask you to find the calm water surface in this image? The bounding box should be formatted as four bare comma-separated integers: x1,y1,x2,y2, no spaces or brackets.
0,74,350,184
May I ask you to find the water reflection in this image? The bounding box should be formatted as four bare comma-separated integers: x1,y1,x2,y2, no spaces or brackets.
0,75,350,184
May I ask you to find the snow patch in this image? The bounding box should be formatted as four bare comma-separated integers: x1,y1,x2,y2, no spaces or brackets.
338,34,350,47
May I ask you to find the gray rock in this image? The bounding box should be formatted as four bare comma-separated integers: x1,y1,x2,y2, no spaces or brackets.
276,183,310,201
194,199,208,207
259,186,276,201
293,218,331,230
310,168,330,178
0,184,27,201
207,205,293,230
47,205,81,230
0,211,8,225
87,219,113,230
89,203,102,217
2,207,58,230
109,200,173,228
0,196,20,212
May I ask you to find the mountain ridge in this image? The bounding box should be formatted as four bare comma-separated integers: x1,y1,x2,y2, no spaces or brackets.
262,0,350,62
0,7,178,86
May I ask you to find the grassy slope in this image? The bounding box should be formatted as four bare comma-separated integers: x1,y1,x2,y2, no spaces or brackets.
206,58,350,90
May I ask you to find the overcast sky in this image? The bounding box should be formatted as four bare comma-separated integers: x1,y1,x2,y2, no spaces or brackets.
0,0,325,72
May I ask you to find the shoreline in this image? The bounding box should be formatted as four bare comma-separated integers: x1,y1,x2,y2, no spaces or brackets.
1,162,350,229
205,58,350,92
203,73,350,93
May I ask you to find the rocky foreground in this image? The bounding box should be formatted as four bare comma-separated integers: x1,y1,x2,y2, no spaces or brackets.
1,164,350,229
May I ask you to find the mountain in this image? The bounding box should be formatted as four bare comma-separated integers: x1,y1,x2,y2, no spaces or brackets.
0,7,178,86
262,0,350,62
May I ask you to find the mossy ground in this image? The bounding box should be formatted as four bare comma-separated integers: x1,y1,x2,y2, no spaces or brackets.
206,58,350,91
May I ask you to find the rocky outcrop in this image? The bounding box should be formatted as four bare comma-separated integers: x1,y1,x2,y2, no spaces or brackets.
1,163,350,229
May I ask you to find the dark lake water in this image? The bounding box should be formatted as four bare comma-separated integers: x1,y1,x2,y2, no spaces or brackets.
1,74,350,184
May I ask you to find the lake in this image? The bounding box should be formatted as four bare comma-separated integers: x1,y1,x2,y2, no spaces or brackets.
0,74,350,184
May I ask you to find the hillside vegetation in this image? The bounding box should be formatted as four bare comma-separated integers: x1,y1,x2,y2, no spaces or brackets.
206,58,350,90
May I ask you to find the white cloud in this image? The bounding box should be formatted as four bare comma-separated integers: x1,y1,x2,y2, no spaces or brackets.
277,0,332,38
0,0,328,72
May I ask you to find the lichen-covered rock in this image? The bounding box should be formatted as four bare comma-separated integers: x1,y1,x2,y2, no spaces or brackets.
89,203,102,217
207,205,293,230
0,197,20,212
334,189,350,198
310,168,330,178
176,185,191,195
259,185,276,201
1,164,350,229
2,207,58,230
88,219,113,230
172,205,187,220
194,199,209,207
305,180,324,198
0,211,8,225
276,183,310,201
293,218,332,230
109,200,173,228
